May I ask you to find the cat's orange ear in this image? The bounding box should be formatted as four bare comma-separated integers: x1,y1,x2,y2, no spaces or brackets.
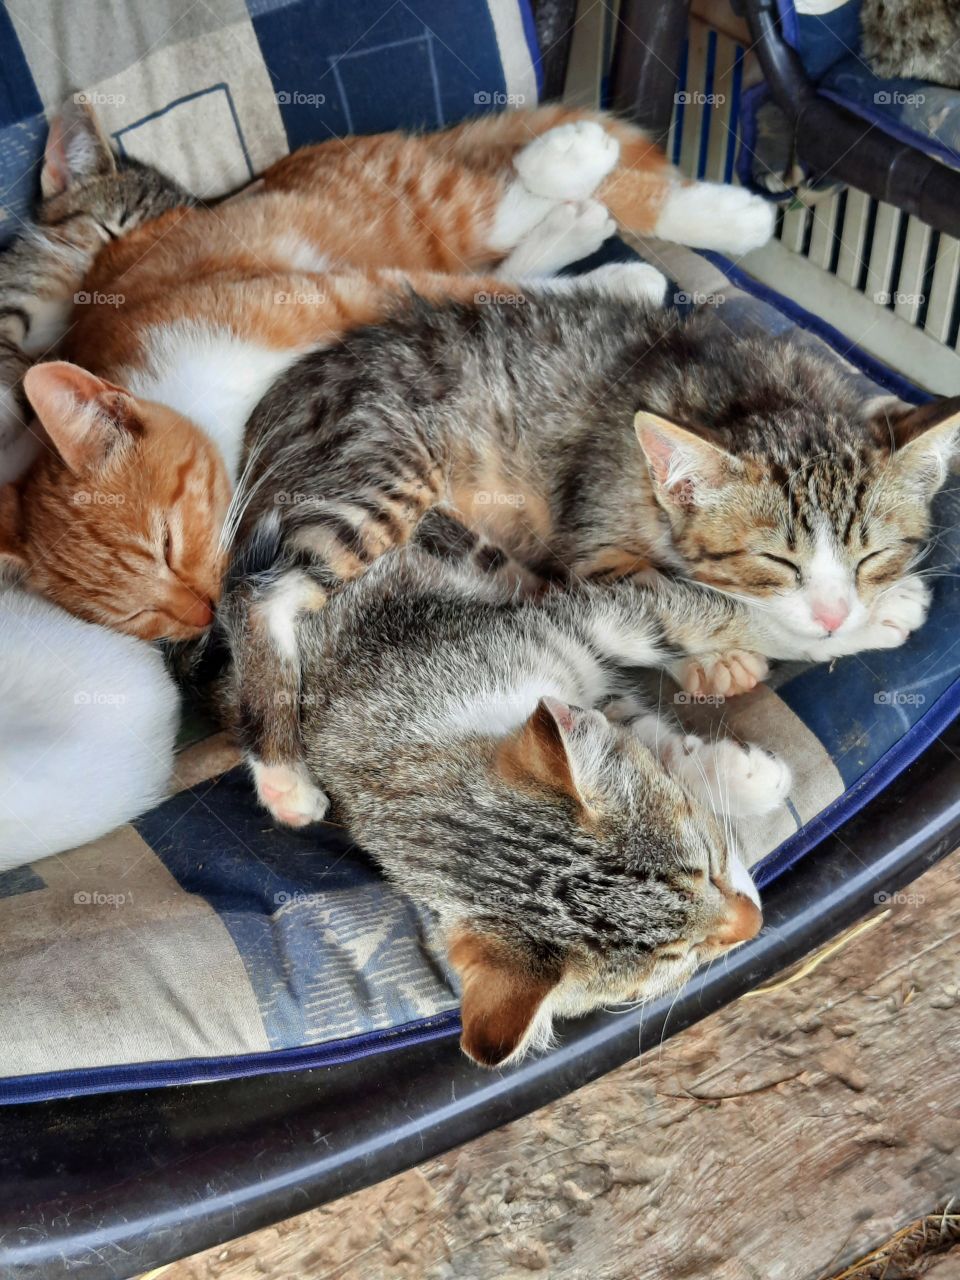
497,697,589,809
22,362,141,475
448,929,561,1067
0,484,25,576
41,100,115,198
634,411,739,508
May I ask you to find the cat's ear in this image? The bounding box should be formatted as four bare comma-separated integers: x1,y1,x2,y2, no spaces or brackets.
634,412,739,509
876,395,960,491
41,100,116,198
497,696,590,810
22,362,141,475
448,929,561,1067
0,484,26,576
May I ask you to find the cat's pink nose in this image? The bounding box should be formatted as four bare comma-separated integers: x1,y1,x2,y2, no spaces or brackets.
811,600,850,633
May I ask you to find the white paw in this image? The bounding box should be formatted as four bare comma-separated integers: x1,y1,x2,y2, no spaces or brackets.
582,261,668,305
515,121,620,202
655,182,775,255
679,650,769,699
867,577,931,645
708,739,792,818
252,760,330,828
532,199,616,267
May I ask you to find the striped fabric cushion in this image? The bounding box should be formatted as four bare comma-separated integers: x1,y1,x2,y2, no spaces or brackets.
0,0,540,247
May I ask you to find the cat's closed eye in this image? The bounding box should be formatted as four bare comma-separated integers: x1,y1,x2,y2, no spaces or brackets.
758,552,801,580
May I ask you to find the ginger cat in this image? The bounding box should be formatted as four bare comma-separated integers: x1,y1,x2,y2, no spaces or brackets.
0,100,774,639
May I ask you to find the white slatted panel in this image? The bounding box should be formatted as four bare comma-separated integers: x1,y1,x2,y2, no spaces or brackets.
703,33,737,182
807,194,840,272
863,203,902,306
669,17,960,365
835,190,872,288
780,205,809,255
925,236,960,345
894,218,933,326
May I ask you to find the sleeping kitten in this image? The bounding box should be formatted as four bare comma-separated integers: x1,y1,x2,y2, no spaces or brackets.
0,588,179,867
860,0,960,86
0,104,192,483
216,271,959,821
219,534,791,1066
0,100,774,629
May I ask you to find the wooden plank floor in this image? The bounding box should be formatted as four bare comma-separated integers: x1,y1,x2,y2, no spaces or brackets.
156,854,960,1280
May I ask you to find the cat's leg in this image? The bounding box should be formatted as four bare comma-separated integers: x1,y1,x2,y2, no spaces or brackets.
415,507,544,597
469,107,774,255
512,120,621,203
487,122,621,274
532,260,669,306
219,560,332,828
646,182,775,256
606,699,790,819
564,577,773,699
674,650,770,699
496,200,615,277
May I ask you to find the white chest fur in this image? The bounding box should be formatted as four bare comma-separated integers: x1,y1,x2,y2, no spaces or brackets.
123,324,308,484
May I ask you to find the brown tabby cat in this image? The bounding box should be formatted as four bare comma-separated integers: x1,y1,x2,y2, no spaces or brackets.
214,278,959,826
0,99,774,638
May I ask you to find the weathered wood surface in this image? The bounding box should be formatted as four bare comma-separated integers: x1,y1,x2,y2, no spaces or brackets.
159,855,960,1280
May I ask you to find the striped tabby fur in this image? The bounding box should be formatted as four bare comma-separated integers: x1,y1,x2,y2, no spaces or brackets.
220,275,960,822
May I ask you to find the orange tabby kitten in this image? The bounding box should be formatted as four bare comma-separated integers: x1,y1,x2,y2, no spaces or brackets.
0,102,773,639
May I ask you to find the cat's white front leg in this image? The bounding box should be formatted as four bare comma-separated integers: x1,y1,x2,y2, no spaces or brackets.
497,200,615,276
619,710,791,819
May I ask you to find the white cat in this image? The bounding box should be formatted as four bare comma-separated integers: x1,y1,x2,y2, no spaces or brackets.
0,589,178,869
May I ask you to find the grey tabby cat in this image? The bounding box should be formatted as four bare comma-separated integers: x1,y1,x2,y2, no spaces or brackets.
220,525,791,1066
221,267,959,823
0,101,190,481
860,0,960,85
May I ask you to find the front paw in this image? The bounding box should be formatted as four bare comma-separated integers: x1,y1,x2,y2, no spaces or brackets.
253,760,330,828
867,577,931,646
678,650,769,698
515,121,620,202
709,739,792,818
